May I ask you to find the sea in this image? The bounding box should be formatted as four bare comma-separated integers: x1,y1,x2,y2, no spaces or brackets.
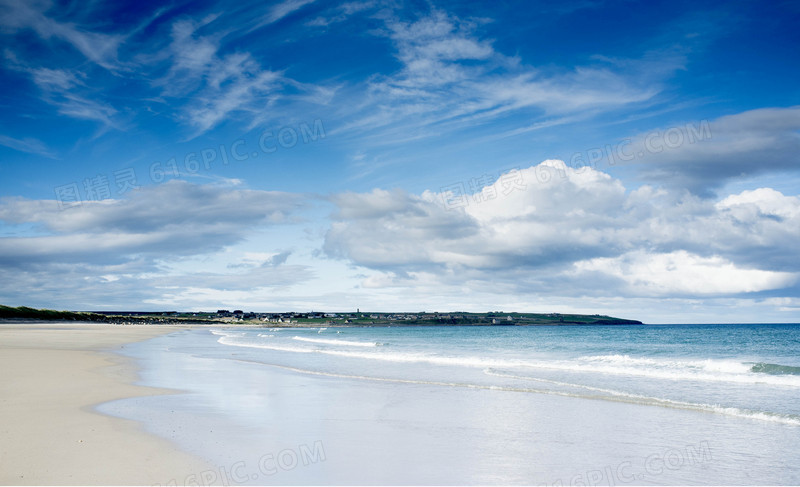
100,323,800,485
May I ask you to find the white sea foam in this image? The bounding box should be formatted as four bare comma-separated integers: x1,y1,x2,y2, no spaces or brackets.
568,354,800,387
210,329,247,337
292,336,380,347
212,329,800,424
218,337,313,354
483,369,800,426
224,354,800,427
583,354,751,374
215,331,800,387
219,336,544,369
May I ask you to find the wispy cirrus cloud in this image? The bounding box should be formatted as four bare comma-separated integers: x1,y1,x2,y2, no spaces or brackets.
3,40,120,130
0,1,316,137
330,8,684,152
306,1,376,27
257,0,318,28
159,17,286,137
0,1,686,148
11,64,119,129
0,0,124,70
0,134,56,158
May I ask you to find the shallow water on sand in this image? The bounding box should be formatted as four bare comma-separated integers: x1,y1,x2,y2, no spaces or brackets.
100,324,800,485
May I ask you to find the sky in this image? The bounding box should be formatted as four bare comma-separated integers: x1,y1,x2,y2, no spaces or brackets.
0,0,799,323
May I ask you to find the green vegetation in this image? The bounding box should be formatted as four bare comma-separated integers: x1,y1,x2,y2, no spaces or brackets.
0,305,216,324
0,305,105,321
290,312,642,326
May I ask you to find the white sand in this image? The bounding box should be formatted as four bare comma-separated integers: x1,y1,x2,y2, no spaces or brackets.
0,323,213,485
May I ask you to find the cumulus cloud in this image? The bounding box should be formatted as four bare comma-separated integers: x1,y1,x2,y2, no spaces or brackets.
326,162,632,274
323,162,800,298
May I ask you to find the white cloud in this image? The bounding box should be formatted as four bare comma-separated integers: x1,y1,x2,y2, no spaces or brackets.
0,134,56,158
716,187,800,219
159,18,286,137
2,58,119,128
29,67,79,90
262,0,317,26
306,1,375,27
323,162,800,301
0,180,306,264
0,180,314,309
574,250,798,296
0,0,123,70
623,106,800,193
1,1,331,136
337,9,682,145
1,170,798,319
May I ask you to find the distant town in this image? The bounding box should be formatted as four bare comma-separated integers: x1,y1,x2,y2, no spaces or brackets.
1,305,642,326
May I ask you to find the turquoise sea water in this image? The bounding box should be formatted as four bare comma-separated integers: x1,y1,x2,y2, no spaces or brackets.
103,324,800,485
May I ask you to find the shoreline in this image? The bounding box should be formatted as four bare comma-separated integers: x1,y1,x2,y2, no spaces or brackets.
0,322,212,485
0,318,645,327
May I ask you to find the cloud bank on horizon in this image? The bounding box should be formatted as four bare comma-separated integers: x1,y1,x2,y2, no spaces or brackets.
0,0,798,323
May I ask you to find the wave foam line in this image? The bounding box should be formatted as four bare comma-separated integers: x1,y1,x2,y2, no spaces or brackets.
292,336,380,347
216,337,800,387
224,358,800,427
484,369,800,426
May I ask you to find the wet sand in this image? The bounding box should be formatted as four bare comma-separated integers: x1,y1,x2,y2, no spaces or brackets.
0,323,212,485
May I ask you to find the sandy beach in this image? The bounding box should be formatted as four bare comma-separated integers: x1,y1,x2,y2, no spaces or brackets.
0,323,211,485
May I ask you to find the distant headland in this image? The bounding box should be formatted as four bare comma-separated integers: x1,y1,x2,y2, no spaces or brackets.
0,305,642,326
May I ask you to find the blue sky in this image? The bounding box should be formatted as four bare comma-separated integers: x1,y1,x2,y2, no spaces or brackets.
0,0,799,323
